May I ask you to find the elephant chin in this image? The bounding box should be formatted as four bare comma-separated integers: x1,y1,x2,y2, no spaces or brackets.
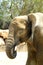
6,46,17,59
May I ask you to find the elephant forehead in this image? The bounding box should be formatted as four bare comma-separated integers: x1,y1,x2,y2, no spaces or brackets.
17,23,26,29
13,18,27,29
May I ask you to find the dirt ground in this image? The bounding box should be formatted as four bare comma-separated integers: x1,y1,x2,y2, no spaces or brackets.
0,42,28,65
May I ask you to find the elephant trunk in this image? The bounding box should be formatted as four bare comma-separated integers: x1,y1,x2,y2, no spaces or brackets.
5,22,17,59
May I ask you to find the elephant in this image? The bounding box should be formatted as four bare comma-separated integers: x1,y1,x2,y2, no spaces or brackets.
5,13,43,65
5,15,32,59
26,13,43,65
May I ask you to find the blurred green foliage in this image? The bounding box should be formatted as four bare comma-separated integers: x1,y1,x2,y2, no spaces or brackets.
0,0,43,27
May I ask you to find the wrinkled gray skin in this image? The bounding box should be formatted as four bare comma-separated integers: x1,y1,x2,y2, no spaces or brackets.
5,15,32,59
5,13,43,65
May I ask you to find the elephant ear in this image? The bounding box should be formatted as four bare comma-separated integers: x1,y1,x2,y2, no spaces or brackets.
28,13,36,36
28,13,36,25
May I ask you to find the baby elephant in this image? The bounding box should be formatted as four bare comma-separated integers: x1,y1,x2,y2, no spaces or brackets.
5,15,32,59
5,13,43,65
26,13,43,65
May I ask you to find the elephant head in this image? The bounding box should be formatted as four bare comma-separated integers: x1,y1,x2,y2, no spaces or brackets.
5,15,32,59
